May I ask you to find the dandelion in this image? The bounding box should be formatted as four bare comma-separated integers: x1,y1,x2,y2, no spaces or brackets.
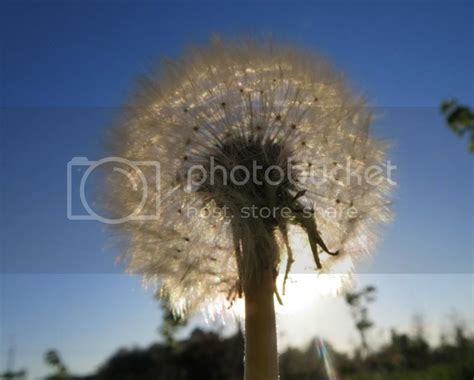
105,38,393,380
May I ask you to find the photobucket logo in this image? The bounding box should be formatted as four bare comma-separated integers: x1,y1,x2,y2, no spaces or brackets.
185,157,397,192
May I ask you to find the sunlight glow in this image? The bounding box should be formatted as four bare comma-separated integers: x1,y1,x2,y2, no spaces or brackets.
225,226,355,319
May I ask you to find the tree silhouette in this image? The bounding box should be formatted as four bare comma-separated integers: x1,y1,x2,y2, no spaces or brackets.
89,310,474,380
345,285,376,358
44,350,70,380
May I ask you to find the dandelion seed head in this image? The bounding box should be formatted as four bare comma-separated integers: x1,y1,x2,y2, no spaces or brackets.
106,39,393,317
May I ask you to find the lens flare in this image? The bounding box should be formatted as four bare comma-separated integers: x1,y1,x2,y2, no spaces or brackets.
318,337,339,380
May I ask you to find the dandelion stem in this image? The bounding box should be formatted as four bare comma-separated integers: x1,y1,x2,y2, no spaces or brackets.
243,253,279,380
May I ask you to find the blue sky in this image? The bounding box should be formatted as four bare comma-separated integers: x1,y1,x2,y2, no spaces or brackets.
1,1,473,378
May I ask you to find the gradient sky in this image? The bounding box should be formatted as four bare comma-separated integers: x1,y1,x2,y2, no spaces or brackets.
1,1,473,379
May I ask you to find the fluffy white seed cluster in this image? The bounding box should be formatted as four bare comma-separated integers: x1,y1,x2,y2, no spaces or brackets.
106,39,393,317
